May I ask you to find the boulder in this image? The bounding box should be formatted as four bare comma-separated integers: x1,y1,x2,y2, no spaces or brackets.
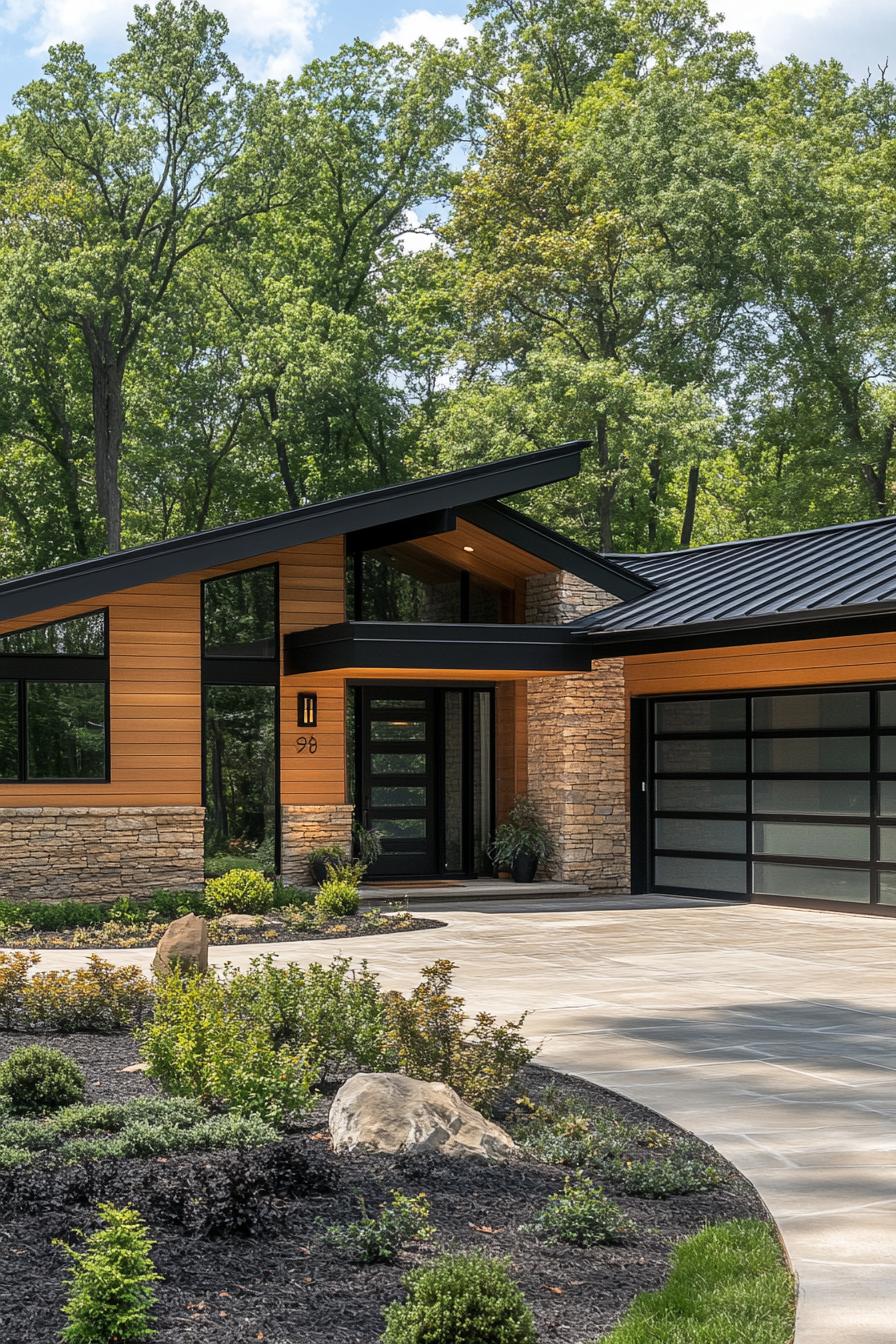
152,913,209,979
214,912,263,931
329,1072,516,1159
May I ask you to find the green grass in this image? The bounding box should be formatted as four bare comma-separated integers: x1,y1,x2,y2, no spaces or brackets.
601,1219,795,1344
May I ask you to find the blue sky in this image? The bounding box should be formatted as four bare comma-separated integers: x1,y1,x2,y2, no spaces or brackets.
0,0,893,115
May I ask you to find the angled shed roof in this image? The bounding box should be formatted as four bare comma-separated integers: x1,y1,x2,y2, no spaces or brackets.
0,442,648,623
576,513,896,650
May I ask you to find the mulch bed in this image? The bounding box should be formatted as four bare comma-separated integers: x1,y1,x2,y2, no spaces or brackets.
0,1032,768,1343
1,914,446,951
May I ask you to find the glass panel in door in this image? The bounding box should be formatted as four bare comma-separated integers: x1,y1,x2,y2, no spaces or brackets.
361,689,437,876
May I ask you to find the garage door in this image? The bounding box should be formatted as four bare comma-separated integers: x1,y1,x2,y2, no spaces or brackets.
648,686,896,909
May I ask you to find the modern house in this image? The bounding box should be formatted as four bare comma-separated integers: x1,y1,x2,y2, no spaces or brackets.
3,440,896,916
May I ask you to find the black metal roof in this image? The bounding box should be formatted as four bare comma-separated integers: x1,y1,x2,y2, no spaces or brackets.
575,513,896,650
0,442,648,623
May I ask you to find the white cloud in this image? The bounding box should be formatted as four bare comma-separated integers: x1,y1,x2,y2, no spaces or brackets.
716,0,896,76
397,207,440,253
377,9,475,50
0,0,317,80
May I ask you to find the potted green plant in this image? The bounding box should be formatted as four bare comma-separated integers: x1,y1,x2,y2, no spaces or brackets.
353,821,383,869
308,844,348,887
489,796,555,883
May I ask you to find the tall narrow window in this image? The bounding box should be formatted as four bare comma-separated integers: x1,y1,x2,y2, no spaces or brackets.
202,566,278,874
0,612,108,783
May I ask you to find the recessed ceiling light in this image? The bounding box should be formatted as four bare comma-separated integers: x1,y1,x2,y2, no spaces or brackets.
463,545,475,553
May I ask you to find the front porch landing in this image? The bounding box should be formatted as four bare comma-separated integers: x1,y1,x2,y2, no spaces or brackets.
359,877,589,904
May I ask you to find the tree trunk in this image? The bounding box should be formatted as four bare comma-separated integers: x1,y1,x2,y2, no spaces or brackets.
860,422,894,515
83,323,125,553
647,456,660,547
263,388,301,509
680,464,700,548
596,415,614,552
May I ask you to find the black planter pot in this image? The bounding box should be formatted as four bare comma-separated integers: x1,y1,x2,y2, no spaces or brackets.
511,852,539,884
310,857,343,886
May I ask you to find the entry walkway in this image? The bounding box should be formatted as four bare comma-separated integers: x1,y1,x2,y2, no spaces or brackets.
17,896,896,1342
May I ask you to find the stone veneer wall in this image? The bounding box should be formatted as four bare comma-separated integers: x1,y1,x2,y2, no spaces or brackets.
281,803,355,886
525,572,630,893
0,806,205,902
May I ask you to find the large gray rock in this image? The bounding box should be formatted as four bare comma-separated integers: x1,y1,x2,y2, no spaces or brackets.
329,1072,516,1159
152,913,209,978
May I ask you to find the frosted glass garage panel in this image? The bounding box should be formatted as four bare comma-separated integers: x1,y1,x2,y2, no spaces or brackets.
655,698,746,733
753,779,869,817
753,821,870,862
752,691,869,731
655,779,746,813
878,827,896,863
655,818,746,854
653,856,747,894
753,737,869,773
655,738,745,773
878,690,896,728
753,863,869,903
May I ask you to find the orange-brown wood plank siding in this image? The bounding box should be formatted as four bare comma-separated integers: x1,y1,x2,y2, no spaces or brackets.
625,630,896,699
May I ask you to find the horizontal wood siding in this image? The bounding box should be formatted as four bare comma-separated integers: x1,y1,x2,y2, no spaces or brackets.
0,538,346,807
625,630,896,699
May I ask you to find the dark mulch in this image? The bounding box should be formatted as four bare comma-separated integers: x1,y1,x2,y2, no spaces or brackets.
0,1033,768,1344
2,914,445,950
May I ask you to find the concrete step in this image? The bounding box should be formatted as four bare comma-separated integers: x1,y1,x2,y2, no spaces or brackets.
360,878,589,905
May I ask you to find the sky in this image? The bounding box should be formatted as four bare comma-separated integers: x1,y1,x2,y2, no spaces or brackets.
0,0,892,114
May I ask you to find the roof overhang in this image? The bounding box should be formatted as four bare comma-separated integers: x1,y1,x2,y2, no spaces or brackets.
285,622,596,675
0,442,597,623
583,601,896,658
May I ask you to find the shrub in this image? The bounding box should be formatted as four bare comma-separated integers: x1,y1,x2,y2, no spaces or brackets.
0,899,108,932
511,1089,676,1168
524,1174,634,1246
58,1203,161,1344
381,1253,537,1344
612,1152,722,1198
314,863,363,921
381,960,533,1115
226,954,387,1080
140,966,317,1122
206,867,276,915
0,950,38,1029
323,1191,433,1263
17,956,153,1033
148,889,211,920
0,1046,86,1114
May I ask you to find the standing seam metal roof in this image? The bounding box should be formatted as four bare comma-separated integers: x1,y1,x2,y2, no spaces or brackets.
577,513,896,632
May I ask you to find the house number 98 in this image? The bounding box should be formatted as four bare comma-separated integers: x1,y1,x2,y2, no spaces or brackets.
295,735,318,754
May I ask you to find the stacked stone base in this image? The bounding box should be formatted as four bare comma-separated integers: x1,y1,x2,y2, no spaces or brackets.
0,807,205,902
280,803,355,886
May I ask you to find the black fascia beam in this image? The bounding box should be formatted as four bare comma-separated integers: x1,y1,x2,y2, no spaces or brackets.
284,621,595,675
0,442,587,623
459,501,653,602
581,603,896,658
345,509,457,555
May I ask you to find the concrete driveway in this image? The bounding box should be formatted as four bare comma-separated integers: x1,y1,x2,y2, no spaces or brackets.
16,895,896,1342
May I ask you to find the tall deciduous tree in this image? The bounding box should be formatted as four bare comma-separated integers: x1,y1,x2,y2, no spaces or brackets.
4,0,265,550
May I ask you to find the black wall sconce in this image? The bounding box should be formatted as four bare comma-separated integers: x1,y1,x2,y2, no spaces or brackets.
298,692,318,727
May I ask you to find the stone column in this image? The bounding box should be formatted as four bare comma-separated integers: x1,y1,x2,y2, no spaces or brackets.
280,803,355,886
524,573,630,893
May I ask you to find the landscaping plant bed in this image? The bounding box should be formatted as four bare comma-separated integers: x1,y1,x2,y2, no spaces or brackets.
1,910,445,951
0,1030,773,1344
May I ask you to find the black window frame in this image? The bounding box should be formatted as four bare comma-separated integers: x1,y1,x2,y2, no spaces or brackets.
0,609,110,784
636,680,896,913
347,549,513,626
200,564,281,872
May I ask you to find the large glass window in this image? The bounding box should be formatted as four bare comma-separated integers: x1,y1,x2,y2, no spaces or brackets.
204,684,277,871
26,682,106,781
203,565,276,659
0,612,108,784
347,545,513,624
0,612,105,656
0,682,18,780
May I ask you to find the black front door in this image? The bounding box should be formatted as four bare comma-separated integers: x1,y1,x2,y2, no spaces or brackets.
355,685,495,879
360,689,438,876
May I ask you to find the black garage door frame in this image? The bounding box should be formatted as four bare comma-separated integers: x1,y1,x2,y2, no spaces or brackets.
631,681,896,916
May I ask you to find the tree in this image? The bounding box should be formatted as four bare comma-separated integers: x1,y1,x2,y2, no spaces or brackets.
5,0,265,550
